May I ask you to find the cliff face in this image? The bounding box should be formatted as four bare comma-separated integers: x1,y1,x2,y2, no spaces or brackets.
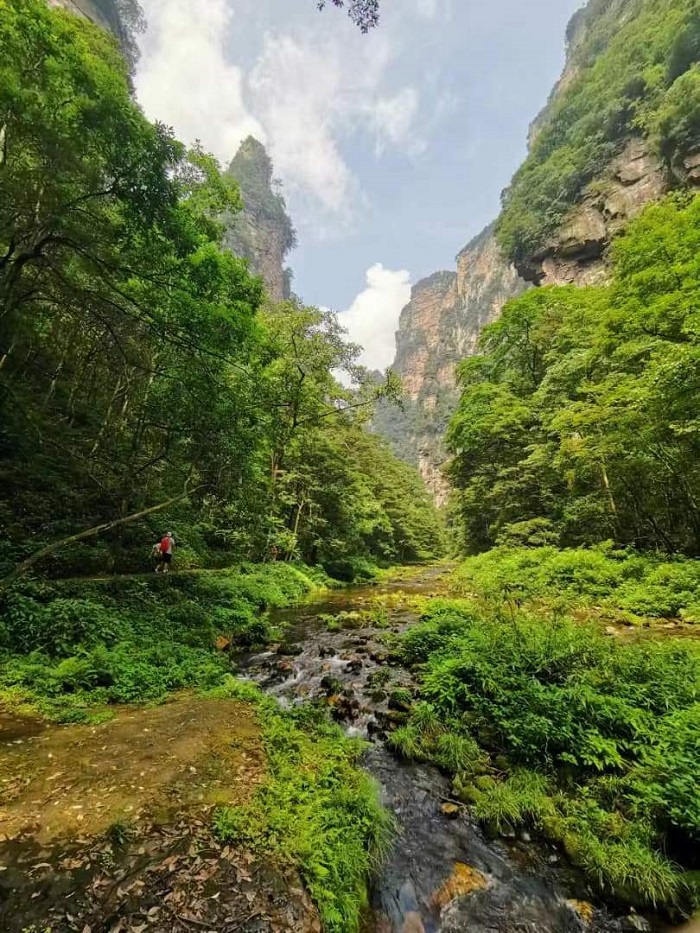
520,138,669,286
504,0,700,286
49,0,119,32
374,227,526,504
224,138,296,302
48,0,142,65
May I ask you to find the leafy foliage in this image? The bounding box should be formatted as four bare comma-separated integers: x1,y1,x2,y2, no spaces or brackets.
317,0,380,31
450,194,700,555
0,0,442,586
393,598,700,909
454,545,700,622
212,680,391,933
0,564,323,720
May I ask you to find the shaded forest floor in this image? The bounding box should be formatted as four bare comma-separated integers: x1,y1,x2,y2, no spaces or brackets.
0,696,320,933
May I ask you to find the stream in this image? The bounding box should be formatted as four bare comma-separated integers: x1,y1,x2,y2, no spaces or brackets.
244,564,652,933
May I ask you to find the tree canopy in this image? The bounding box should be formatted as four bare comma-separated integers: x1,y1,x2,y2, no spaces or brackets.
0,0,441,583
450,192,700,555
317,0,380,31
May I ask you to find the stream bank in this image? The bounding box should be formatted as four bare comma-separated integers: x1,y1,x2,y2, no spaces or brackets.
0,564,672,932
244,564,660,933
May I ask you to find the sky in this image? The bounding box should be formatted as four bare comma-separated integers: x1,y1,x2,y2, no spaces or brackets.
135,0,582,371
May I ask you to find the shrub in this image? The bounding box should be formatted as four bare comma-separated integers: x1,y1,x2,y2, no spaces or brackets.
454,545,700,622
212,686,392,933
391,598,700,910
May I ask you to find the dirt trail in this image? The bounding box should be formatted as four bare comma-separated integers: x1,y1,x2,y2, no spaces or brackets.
0,697,264,843
0,696,319,933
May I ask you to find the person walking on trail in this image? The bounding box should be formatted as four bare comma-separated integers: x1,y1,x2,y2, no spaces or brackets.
155,532,175,573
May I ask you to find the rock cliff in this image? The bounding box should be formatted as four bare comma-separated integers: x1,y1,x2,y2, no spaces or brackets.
504,0,700,286
374,226,526,504
223,138,296,302
48,0,143,65
49,0,120,32
519,138,669,286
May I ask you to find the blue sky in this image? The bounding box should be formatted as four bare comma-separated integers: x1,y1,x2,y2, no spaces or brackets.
135,0,582,369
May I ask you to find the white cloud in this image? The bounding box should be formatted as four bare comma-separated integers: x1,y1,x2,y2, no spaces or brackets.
364,87,421,156
415,0,439,18
248,33,356,220
135,0,264,165
135,4,424,228
249,32,421,229
339,264,412,372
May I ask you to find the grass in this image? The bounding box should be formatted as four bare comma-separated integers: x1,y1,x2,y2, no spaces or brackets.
0,564,328,722
390,597,700,913
209,678,392,933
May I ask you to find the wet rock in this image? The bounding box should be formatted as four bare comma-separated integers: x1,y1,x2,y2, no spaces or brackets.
329,691,361,723
568,900,595,927
520,830,532,843
388,689,413,713
320,675,343,696
369,650,389,664
346,658,363,674
378,709,409,730
276,643,303,656
366,716,382,738
318,646,335,658
431,862,487,910
276,660,295,674
440,803,460,819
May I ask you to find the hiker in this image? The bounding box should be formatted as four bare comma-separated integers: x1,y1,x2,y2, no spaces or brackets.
154,532,175,573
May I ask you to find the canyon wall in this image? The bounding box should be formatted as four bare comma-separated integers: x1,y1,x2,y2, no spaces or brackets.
48,0,119,32
373,227,526,504
377,0,700,501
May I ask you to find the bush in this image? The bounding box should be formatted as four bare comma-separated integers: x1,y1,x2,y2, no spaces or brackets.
211,683,392,933
391,599,700,910
454,545,700,622
323,558,378,583
0,563,324,717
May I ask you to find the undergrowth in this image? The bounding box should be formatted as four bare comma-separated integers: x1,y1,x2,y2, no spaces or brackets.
210,678,392,933
454,545,700,623
391,598,700,913
0,564,327,721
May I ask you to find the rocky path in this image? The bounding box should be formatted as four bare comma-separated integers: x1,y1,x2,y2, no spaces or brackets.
0,697,319,933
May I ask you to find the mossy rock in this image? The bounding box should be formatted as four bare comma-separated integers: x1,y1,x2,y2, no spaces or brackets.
388,688,413,713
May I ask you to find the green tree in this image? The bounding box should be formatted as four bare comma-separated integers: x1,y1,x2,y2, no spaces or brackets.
450,193,700,555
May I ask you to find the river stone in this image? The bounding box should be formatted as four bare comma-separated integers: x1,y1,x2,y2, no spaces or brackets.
431,862,487,909
624,916,651,932
441,803,460,819
276,643,303,656
567,899,594,926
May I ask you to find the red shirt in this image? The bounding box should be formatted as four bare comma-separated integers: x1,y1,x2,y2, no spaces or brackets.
160,536,172,554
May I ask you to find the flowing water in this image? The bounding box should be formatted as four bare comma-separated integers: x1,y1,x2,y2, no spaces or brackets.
244,565,653,933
